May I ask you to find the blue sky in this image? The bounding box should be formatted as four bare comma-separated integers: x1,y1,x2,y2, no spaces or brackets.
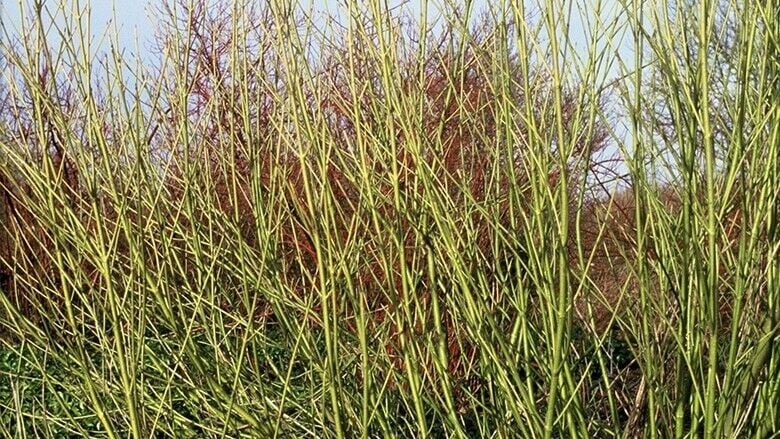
1,0,632,178
2,0,152,56
1,1,480,48
2,0,627,53
1,0,632,94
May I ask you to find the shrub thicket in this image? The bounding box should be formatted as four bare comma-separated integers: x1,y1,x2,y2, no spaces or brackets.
0,0,777,437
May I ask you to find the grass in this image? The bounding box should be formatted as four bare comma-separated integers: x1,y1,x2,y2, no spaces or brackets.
0,0,778,437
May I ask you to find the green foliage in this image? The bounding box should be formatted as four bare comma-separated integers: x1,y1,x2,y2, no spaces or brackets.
0,344,105,437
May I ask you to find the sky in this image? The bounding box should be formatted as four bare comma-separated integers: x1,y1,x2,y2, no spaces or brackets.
1,0,628,57
0,0,633,182
2,0,153,58
0,0,633,112
0,0,632,114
